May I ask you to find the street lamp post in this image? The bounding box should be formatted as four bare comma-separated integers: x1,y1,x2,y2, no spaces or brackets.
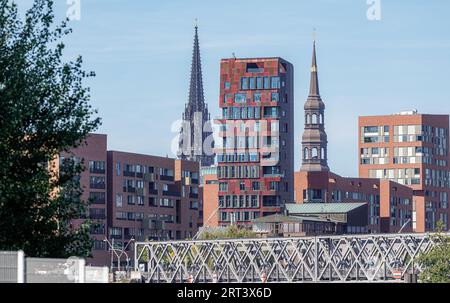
104,236,135,274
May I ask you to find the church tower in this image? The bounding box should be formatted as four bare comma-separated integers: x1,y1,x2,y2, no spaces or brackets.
300,39,329,172
178,25,215,167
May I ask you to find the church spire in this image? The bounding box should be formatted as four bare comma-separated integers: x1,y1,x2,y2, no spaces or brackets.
309,39,320,97
300,37,329,172
188,23,205,112
178,23,215,167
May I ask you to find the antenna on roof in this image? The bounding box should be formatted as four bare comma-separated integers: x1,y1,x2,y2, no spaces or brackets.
232,52,236,59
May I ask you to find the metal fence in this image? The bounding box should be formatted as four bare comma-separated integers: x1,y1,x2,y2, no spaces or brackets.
135,233,446,283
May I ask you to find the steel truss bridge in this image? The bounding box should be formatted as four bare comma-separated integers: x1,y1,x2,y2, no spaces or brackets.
134,233,445,283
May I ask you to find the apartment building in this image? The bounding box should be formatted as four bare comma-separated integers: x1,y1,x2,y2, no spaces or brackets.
359,111,450,231
216,57,294,226
65,134,200,267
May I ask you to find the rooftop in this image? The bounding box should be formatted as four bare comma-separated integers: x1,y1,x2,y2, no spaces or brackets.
252,214,334,224
285,203,367,214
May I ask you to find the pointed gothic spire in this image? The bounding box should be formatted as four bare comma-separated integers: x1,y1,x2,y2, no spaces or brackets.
309,39,320,97
178,23,215,167
188,23,205,112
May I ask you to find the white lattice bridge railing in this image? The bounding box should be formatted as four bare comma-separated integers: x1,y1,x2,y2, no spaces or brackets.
134,233,446,283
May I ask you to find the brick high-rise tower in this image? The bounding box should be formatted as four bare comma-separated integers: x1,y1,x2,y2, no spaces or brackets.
178,25,214,167
216,57,294,225
300,40,329,172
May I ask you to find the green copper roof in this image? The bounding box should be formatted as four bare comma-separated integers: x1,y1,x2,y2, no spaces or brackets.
285,203,367,214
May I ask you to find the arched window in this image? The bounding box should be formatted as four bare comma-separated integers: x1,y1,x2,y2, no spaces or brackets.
321,147,326,160
312,114,318,124
312,147,318,159
304,147,309,160
306,114,311,124
319,114,323,124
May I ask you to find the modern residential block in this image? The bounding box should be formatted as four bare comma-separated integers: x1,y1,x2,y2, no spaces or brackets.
65,134,200,267
216,57,294,225
359,112,450,232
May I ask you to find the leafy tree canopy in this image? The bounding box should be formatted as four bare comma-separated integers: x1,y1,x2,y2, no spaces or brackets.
0,0,100,257
417,221,450,283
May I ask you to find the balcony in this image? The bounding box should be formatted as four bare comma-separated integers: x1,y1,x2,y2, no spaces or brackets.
89,168,105,174
160,175,174,182
90,183,106,190
89,214,106,220
123,171,136,177
148,188,158,195
163,190,180,197
144,173,155,182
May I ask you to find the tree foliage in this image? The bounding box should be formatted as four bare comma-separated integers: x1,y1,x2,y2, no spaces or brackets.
197,225,256,240
417,221,450,283
0,0,100,257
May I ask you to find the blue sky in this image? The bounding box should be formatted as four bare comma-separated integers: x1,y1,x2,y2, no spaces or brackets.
18,0,450,177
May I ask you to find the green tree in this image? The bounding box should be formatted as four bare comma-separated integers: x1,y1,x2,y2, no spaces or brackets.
0,0,100,257
417,221,450,283
197,225,256,240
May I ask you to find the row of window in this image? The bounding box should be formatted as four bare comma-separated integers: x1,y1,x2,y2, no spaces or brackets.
239,76,281,90
220,211,261,222
116,162,181,178
217,152,259,163
219,120,279,133
217,165,260,179
229,92,280,104
303,147,326,161
218,180,279,192
88,161,105,174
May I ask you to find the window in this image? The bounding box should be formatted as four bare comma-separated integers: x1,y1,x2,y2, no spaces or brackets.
115,161,120,176
249,77,256,89
271,93,279,102
256,77,263,89
116,212,127,220
116,193,123,207
234,93,246,103
240,181,245,191
252,181,260,190
263,77,270,89
160,198,174,208
254,93,261,102
89,161,105,174
127,195,135,205
89,192,105,204
149,197,157,207
224,81,230,89
89,176,105,189
312,148,318,159
241,77,249,90
304,148,309,160
271,77,280,89
219,182,228,191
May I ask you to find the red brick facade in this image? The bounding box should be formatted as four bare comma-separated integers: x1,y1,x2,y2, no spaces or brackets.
359,113,450,232
216,57,294,225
